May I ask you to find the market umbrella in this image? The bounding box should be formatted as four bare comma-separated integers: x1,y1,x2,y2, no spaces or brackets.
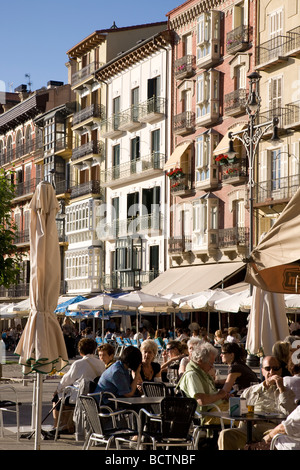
15,181,68,450
246,286,289,356
245,187,300,294
110,291,176,331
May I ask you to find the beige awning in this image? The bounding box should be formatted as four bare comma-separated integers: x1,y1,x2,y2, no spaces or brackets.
213,122,247,156
164,141,191,171
142,262,245,296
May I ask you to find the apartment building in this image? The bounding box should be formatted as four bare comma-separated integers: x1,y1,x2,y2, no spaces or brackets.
142,0,257,296
254,0,300,240
64,22,167,295
94,30,173,292
0,82,75,301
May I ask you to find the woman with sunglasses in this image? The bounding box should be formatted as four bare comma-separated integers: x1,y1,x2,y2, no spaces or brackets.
160,340,187,382
219,342,259,395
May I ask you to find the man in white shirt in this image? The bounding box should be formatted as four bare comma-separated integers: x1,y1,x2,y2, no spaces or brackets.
263,405,300,450
52,338,105,432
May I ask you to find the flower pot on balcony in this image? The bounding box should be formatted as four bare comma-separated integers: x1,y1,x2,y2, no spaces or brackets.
227,156,239,164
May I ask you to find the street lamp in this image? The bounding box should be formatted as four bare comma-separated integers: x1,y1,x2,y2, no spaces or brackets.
227,72,280,260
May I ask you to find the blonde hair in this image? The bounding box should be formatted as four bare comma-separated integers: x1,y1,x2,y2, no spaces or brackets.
140,339,158,356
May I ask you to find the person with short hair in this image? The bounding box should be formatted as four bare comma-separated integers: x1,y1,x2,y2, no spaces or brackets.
138,339,161,386
94,346,142,403
218,356,297,450
178,342,229,414
97,343,115,369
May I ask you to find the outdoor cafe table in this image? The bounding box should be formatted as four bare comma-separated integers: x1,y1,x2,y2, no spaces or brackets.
199,410,285,444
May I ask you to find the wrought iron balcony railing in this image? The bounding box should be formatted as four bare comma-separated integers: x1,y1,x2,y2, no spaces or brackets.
218,227,249,248
226,25,249,53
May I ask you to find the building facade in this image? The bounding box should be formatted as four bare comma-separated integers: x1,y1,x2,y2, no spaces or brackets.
254,0,300,241
64,22,168,295
95,30,173,292
0,82,75,302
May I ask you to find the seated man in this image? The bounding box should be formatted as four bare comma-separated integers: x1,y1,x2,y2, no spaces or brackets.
94,345,142,404
52,338,105,433
218,355,297,450
178,342,230,419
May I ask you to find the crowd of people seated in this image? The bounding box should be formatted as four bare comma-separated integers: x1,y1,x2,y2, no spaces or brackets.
49,317,300,449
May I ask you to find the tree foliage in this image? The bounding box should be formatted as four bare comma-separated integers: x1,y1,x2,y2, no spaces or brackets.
0,169,22,288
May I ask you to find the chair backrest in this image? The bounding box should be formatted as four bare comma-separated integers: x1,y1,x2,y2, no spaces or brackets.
142,381,167,398
142,381,167,414
79,395,103,435
160,397,197,439
116,337,123,345
131,339,138,347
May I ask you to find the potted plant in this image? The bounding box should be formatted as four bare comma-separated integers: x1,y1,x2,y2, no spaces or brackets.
215,154,228,166
166,167,185,180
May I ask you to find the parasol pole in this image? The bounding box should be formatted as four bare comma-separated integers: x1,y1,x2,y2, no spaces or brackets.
34,373,43,450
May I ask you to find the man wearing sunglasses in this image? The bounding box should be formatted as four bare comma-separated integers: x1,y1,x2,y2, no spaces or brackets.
218,356,297,450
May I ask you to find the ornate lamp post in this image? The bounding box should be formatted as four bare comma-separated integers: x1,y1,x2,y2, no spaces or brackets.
227,72,280,257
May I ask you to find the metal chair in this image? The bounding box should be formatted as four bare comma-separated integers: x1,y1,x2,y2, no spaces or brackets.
115,337,125,355
0,385,21,441
79,395,139,450
54,385,79,441
270,433,300,450
142,381,167,413
137,396,197,450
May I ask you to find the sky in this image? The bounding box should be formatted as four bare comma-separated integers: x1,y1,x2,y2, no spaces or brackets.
0,0,185,94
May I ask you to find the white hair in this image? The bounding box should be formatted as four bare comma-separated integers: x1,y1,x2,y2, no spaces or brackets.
191,342,218,364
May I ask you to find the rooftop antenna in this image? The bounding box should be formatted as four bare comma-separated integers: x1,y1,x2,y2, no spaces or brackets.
8,82,13,92
25,73,32,92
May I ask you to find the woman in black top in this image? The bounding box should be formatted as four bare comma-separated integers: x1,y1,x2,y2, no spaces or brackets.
219,342,259,394
137,339,161,393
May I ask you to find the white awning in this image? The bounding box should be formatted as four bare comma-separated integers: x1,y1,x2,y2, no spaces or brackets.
164,141,191,171
213,122,247,156
142,262,245,296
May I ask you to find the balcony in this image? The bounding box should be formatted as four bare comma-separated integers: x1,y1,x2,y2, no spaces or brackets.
173,111,195,136
102,213,163,240
0,283,30,299
70,180,102,199
170,174,193,196
286,26,300,57
168,236,192,254
221,159,248,186
196,99,220,127
139,97,166,124
256,36,289,70
14,178,41,200
73,104,105,128
71,61,104,88
103,270,160,292
224,89,247,117
101,153,165,188
72,140,104,163
14,229,30,245
218,227,249,250
285,100,300,129
174,55,196,80
0,138,43,166
254,174,300,206
226,25,249,54
118,106,142,132
258,106,291,134
99,113,124,139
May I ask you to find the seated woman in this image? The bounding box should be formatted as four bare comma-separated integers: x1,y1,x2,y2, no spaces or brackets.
94,345,142,404
136,339,161,393
97,343,115,369
160,340,187,383
219,342,259,395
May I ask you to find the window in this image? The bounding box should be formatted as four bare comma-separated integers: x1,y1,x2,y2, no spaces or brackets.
196,71,219,122
196,134,209,182
197,11,220,65
112,144,120,179
269,77,282,111
131,87,139,121
271,149,281,190
269,9,283,38
44,117,55,153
